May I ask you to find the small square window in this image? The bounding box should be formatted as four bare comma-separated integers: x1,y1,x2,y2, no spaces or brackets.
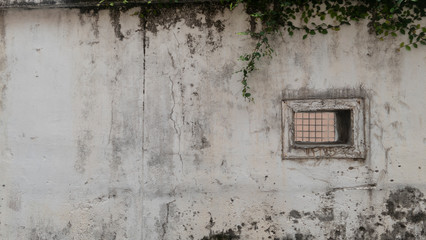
294,111,337,143
282,98,367,160
294,110,351,144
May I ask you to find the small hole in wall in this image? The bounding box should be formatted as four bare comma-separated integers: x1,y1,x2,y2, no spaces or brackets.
294,110,351,144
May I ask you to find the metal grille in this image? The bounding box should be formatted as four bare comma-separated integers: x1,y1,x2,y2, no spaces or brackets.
294,112,335,143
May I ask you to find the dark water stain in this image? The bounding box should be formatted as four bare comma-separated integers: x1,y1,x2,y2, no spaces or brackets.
78,8,100,38
29,222,72,240
110,138,122,172
7,191,21,212
190,121,211,150
75,130,93,173
109,8,124,40
99,222,118,240
0,10,8,113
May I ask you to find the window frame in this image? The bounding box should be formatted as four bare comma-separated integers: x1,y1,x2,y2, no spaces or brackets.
282,98,366,160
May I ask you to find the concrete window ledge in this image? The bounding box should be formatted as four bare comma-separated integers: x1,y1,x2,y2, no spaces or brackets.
282,98,368,160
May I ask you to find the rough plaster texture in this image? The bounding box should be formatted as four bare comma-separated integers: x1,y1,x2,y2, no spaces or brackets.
0,3,425,240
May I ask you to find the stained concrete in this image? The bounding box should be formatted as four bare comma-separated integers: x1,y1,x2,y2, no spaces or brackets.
0,2,425,240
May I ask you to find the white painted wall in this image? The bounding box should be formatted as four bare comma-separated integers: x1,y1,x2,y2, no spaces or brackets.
0,3,425,240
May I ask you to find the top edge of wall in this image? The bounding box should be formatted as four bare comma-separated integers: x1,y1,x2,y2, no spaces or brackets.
0,0,220,9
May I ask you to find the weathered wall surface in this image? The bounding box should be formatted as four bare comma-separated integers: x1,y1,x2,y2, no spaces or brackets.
0,3,425,240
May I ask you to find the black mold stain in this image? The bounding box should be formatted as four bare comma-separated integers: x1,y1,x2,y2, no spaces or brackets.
314,207,334,222
380,222,416,240
408,211,426,223
276,233,315,240
145,3,226,35
186,33,196,54
289,210,301,219
206,29,223,52
384,187,425,221
380,187,426,239
109,8,125,41
197,187,424,239
200,136,211,149
201,229,240,240
354,225,376,240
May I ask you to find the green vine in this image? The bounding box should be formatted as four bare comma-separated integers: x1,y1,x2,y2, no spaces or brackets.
229,0,426,101
99,0,426,101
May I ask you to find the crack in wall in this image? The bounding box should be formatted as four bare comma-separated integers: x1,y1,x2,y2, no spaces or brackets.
169,76,184,173
108,98,115,144
139,15,147,240
161,200,175,240
206,212,215,237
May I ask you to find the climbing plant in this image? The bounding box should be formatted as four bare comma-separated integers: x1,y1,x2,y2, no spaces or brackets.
99,0,426,101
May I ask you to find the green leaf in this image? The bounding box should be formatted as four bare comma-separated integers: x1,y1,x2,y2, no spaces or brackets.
413,43,418,48
303,34,308,40
244,93,251,97
405,45,411,51
400,42,405,47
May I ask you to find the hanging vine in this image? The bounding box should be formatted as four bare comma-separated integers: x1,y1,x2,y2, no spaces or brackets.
99,0,426,101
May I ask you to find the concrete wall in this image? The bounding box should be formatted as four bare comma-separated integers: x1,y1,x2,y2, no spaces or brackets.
0,3,425,239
